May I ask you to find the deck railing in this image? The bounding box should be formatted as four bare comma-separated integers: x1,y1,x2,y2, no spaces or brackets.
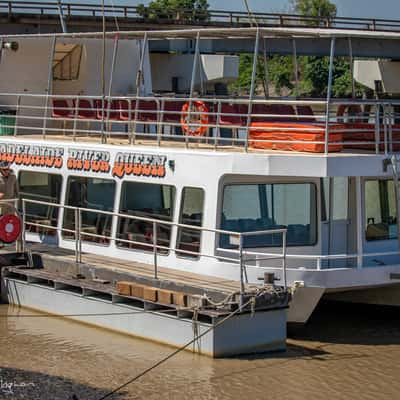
1,92,400,155
19,197,288,304
1,1,400,32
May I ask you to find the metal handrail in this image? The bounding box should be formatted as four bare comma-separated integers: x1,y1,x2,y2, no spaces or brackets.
1,92,400,155
20,197,289,302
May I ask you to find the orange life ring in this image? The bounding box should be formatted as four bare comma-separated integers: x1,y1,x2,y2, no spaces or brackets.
180,101,209,136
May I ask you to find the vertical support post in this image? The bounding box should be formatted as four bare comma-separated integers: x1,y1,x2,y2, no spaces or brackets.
390,155,400,251
384,105,388,155
375,103,380,154
14,95,21,137
262,38,269,98
42,35,57,139
282,230,287,290
157,98,164,145
108,33,119,100
324,37,336,154
153,221,158,279
131,32,148,145
239,234,244,307
355,176,363,268
245,29,260,152
186,31,201,149
348,38,355,99
21,199,26,253
56,0,68,33
292,39,299,98
214,100,221,150
78,208,82,263
74,208,79,265
101,0,107,144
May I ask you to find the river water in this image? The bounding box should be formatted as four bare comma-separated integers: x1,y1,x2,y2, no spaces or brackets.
0,301,399,400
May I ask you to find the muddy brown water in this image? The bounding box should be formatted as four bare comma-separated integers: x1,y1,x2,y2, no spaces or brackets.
0,301,399,400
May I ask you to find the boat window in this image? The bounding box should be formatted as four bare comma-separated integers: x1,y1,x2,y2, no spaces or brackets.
365,179,397,241
19,171,62,235
117,182,175,253
220,183,317,248
321,177,349,221
176,187,205,258
53,43,83,81
63,176,116,244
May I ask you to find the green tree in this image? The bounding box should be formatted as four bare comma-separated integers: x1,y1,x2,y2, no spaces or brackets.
291,0,337,25
137,0,209,22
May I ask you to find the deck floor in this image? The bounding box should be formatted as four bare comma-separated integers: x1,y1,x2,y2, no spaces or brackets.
3,243,242,294
9,133,379,157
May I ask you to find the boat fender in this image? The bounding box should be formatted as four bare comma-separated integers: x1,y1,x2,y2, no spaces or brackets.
181,101,209,136
0,214,22,244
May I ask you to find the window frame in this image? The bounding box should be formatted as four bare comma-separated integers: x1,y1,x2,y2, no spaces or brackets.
116,181,177,255
364,177,397,242
62,175,117,246
18,170,64,235
220,181,318,248
175,186,206,260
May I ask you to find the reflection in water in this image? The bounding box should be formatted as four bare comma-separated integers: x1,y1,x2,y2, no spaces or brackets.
0,301,400,400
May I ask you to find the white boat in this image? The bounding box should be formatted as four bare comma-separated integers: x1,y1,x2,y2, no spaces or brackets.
1,25,400,324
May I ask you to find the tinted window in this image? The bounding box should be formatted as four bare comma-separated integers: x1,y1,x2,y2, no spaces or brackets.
117,182,175,253
19,171,62,235
221,183,317,247
365,179,397,241
63,176,116,244
176,187,204,257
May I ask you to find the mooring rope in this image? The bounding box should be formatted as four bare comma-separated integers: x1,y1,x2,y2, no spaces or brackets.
94,296,257,400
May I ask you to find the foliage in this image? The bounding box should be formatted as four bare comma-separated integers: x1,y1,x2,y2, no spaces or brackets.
137,0,209,22
234,0,364,98
291,0,337,24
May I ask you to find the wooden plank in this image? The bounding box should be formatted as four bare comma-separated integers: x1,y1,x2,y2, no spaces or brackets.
143,286,158,302
116,281,131,296
157,289,173,305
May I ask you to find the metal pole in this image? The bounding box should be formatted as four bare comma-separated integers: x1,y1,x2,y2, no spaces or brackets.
348,38,355,99
101,0,106,144
153,221,158,279
324,37,336,154
108,33,119,99
245,29,260,152
42,35,57,139
391,155,400,251
74,207,79,264
78,208,82,263
14,95,21,137
292,39,299,98
56,0,68,33
107,33,119,127
186,31,201,148
21,199,26,253
239,234,245,307
282,231,287,290
263,38,269,98
131,32,148,144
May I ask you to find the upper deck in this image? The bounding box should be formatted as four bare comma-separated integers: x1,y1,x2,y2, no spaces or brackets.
0,27,400,177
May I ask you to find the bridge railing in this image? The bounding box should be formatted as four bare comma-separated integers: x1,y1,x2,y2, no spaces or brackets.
1,1,400,32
